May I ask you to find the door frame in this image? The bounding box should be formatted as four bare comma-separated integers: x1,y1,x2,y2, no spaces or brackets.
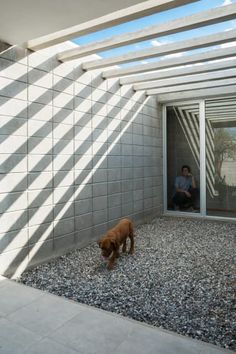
162,99,206,217
162,98,236,221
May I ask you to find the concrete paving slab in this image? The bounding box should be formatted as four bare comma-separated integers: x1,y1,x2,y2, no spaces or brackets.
0,317,41,354
8,293,84,336
48,306,135,354
113,324,232,354
0,276,234,354
0,277,43,316
22,338,80,354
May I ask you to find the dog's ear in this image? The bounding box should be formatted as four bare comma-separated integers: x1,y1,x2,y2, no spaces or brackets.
110,239,118,250
97,240,102,247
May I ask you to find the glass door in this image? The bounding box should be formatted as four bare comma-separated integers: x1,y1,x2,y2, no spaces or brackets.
205,97,236,218
165,103,200,213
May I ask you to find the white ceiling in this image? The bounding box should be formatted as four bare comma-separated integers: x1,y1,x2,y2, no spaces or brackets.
0,0,146,45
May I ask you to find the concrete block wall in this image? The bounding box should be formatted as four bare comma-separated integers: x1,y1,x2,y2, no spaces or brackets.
0,43,163,277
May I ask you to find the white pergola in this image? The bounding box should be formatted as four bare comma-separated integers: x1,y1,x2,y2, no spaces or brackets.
25,0,236,102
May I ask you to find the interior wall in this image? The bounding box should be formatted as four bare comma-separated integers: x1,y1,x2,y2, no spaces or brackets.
0,43,163,277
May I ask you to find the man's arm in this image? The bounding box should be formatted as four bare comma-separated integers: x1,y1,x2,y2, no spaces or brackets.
188,173,196,189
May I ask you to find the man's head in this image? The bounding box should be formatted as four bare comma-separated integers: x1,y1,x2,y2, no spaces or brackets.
181,165,191,176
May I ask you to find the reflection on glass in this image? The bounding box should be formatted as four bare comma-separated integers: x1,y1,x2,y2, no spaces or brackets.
206,97,236,218
166,104,200,213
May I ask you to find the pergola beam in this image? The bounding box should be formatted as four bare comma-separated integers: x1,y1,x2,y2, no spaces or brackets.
133,68,236,91
206,100,236,108
27,0,199,51
58,3,236,62
181,111,236,116
208,116,236,120
181,102,236,111
103,46,236,78
157,86,236,102
188,112,236,116
146,77,236,95
206,112,236,117
206,106,236,112
206,111,236,116
82,29,236,70
206,98,236,104
120,58,236,85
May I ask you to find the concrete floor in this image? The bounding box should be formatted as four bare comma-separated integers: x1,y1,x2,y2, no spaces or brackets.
0,275,234,354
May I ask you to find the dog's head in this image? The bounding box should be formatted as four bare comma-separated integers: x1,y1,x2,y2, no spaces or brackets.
97,237,118,258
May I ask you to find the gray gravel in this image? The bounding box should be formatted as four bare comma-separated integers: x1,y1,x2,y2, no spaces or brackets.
18,217,236,350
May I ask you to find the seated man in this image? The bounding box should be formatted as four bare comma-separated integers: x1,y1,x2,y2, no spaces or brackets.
173,165,198,211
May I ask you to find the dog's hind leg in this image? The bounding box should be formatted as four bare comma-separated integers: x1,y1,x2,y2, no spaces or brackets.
128,223,134,254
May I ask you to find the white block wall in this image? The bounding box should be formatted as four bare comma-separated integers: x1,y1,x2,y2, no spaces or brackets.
0,43,163,277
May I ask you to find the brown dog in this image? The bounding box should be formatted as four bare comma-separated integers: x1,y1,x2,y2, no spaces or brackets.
98,218,134,270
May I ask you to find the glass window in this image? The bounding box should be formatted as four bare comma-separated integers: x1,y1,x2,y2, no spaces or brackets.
205,97,236,218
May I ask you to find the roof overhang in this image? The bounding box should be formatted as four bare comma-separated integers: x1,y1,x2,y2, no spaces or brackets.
0,0,147,45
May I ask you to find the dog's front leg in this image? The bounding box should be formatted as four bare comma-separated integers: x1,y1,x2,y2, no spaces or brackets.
107,250,118,270
129,233,134,254
122,239,127,253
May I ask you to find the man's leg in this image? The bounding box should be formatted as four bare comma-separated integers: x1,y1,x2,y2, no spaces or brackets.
173,192,188,209
189,188,199,208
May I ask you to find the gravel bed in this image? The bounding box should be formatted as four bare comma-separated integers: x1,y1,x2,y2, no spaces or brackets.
18,217,236,350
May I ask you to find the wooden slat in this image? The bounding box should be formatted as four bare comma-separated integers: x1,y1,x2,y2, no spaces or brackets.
146,77,236,95
58,3,236,62
156,86,236,102
120,59,236,85
133,68,236,91
103,46,236,78
82,29,236,70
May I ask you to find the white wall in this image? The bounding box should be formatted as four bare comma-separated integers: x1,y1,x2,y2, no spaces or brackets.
0,43,163,277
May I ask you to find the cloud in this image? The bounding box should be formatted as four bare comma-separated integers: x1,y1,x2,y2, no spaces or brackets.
150,39,170,47
150,40,163,47
221,0,232,5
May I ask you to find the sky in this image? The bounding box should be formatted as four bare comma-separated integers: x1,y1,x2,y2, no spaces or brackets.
72,0,236,67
